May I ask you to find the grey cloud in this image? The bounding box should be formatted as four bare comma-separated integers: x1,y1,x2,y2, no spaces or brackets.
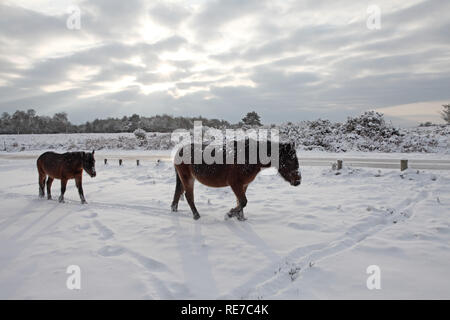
148,2,190,27
190,0,266,39
0,4,79,40
79,0,147,40
0,0,449,126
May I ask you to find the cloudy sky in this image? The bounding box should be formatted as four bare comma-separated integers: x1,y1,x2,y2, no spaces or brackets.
0,0,449,126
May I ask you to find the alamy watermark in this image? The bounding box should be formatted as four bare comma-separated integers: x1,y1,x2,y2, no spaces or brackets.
366,5,381,30
66,6,81,30
66,265,81,290
170,121,281,168
366,265,381,290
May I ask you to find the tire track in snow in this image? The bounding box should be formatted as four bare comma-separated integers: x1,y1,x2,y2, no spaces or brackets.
221,189,430,299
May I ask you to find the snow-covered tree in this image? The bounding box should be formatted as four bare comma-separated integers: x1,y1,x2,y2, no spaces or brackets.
242,111,262,126
441,104,450,124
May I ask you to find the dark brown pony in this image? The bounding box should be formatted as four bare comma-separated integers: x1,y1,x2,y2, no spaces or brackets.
171,140,301,220
37,151,96,203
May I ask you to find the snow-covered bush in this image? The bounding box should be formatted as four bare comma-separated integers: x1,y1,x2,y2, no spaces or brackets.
279,112,448,153
0,113,447,153
343,111,400,138
133,128,147,140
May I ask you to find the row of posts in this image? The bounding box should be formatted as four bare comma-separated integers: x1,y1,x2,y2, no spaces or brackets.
104,159,140,166
334,159,409,171
102,158,409,171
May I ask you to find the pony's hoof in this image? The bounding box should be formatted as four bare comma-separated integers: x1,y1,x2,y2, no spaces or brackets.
171,204,178,212
236,211,247,221
81,200,87,204
58,198,64,203
193,213,200,220
47,196,52,200
225,212,232,220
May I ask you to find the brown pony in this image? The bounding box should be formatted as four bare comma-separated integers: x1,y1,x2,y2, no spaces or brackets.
171,139,301,220
37,151,96,204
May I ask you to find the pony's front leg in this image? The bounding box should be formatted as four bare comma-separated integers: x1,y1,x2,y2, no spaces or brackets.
226,207,247,221
228,184,248,221
75,174,87,204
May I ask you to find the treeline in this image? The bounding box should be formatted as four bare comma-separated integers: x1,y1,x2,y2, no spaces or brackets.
0,109,238,134
0,110,74,134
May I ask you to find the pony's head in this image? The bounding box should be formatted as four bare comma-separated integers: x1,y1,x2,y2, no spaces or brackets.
277,142,301,186
83,150,96,178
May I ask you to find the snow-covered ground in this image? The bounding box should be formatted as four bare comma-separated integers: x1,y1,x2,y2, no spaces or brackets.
0,122,448,154
0,151,449,299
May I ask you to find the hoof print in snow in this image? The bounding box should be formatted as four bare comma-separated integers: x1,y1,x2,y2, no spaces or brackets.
98,245,125,257
83,212,98,219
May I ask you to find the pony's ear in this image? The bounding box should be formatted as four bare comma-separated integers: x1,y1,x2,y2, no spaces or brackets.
82,151,86,159
92,150,95,155
290,142,296,149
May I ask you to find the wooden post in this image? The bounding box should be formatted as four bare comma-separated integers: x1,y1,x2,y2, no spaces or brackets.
400,159,408,171
104,158,107,165
119,159,123,166
337,160,343,170
136,160,140,166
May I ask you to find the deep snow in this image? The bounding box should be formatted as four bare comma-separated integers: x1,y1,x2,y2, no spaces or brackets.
0,151,449,299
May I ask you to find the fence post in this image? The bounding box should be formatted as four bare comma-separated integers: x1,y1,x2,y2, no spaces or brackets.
400,159,408,171
119,159,123,166
337,160,343,170
136,160,140,166
104,158,107,165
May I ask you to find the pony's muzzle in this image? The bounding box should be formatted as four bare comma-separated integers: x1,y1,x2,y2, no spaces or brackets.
292,172,301,186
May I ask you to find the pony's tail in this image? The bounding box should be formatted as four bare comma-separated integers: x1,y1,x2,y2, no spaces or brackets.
175,168,184,201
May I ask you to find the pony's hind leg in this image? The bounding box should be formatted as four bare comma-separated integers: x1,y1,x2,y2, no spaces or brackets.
46,177,54,200
59,178,68,203
171,168,185,212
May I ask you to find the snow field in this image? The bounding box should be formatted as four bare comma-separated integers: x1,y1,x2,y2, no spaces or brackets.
0,154,449,299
